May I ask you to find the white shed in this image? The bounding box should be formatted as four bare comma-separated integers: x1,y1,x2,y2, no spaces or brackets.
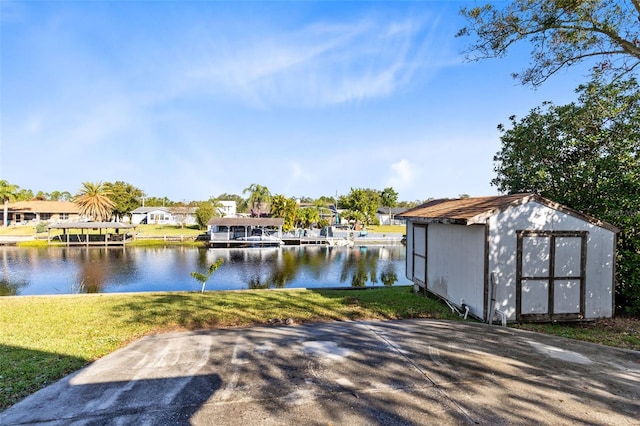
398,194,619,323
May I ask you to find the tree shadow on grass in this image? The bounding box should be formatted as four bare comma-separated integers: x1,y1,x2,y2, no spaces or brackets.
0,344,88,411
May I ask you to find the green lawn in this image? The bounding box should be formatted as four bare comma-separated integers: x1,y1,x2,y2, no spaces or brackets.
0,286,457,410
366,224,405,234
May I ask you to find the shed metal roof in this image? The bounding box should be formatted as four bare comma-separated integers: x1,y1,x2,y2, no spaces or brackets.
397,193,619,232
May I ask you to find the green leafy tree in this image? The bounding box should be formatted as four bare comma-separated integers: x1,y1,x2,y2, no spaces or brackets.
34,191,48,201
493,76,640,313
0,180,19,227
313,199,332,228
297,207,320,229
195,201,218,230
338,188,380,226
104,181,143,222
243,183,271,216
191,259,224,293
49,191,73,201
341,209,366,229
458,0,640,87
207,199,224,218
14,189,33,201
380,187,399,225
144,196,175,207
73,182,115,222
270,194,297,232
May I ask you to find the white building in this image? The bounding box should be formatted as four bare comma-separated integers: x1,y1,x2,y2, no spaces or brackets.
130,207,197,226
399,194,618,323
217,200,237,217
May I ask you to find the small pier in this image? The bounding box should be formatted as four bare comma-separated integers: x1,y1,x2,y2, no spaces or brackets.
282,237,328,245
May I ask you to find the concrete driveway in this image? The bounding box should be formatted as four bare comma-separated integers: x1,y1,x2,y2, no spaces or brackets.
2,319,639,425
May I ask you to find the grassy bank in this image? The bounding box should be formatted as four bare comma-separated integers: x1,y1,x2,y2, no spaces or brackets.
0,286,456,410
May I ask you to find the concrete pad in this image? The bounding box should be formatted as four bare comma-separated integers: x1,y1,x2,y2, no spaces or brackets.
1,319,639,425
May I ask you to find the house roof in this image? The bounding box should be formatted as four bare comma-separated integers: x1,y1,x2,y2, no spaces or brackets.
131,207,170,214
8,201,80,213
132,206,197,214
376,207,410,215
48,222,136,230
169,206,197,214
208,217,285,227
397,193,619,232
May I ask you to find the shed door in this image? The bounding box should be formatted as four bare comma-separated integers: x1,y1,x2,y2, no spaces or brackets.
516,231,587,322
411,224,427,287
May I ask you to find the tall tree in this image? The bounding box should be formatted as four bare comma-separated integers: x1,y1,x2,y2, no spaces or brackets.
195,201,217,230
14,189,33,201
458,0,640,86
104,181,143,222
74,182,115,222
338,188,380,226
380,187,399,225
49,191,73,201
243,184,272,216
270,194,297,232
0,180,19,227
313,199,332,228
297,207,320,229
144,196,175,207
493,76,640,313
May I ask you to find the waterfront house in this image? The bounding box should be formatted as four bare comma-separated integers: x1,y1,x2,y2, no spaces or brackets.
1,201,81,225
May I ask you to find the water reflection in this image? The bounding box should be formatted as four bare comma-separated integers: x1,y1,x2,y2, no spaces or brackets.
0,245,410,295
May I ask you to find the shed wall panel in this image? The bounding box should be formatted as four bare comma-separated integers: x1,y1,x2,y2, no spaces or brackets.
488,201,615,320
426,223,485,318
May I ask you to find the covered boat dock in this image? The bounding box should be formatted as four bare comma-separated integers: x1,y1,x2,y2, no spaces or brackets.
47,222,137,246
207,217,284,248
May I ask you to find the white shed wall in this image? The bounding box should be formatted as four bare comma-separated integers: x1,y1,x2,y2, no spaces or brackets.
488,201,615,320
426,223,486,318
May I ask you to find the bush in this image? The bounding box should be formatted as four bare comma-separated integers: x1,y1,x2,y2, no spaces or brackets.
35,222,49,233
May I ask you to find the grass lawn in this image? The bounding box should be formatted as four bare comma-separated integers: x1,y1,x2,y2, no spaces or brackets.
135,224,202,237
1,285,639,411
0,286,457,410
366,224,405,234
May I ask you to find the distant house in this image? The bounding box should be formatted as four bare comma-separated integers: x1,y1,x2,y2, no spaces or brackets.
398,194,618,323
131,206,197,226
217,201,237,217
1,201,81,225
376,207,409,226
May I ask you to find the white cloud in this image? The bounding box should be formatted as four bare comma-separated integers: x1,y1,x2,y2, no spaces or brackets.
386,159,420,192
176,14,445,108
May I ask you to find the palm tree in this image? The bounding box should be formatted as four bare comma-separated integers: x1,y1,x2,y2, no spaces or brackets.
74,181,115,222
243,183,272,216
270,194,297,232
0,180,19,227
380,187,398,226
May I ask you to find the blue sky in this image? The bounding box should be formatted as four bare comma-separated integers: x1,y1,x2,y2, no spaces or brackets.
1,1,588,203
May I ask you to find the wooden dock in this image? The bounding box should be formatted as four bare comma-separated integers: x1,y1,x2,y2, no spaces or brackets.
205,236,329,248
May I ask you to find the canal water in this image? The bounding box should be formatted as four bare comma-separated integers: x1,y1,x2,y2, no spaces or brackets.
0,245,410,296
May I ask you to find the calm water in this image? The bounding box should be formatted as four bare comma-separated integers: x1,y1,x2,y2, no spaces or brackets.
0,245,410,296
